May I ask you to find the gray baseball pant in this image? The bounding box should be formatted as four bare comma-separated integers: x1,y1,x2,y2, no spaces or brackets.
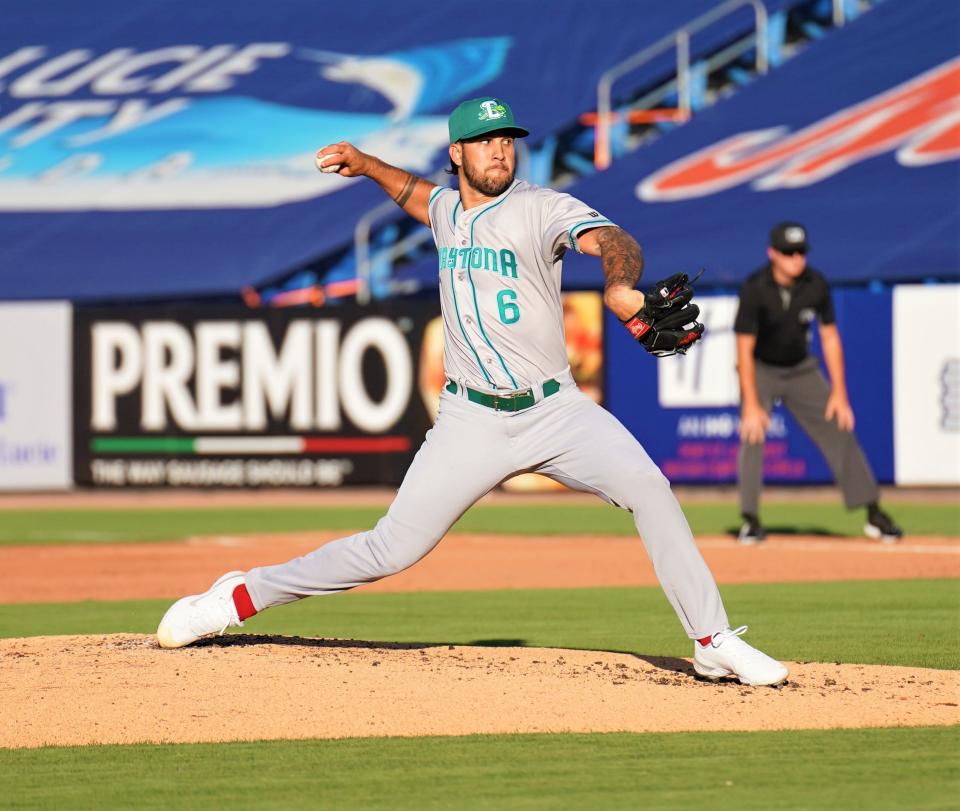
246,373,729,640
739,356,879,515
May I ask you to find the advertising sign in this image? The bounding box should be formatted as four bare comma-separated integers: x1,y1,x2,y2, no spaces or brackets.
894,285,960,485
651,296,802,482
561,0,960,290
0,302,72,489
74,302,439,487
606,290,894,484
0,0,716,302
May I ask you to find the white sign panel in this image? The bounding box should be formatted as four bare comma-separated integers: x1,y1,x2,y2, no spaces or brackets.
0,302,72,489
893,285,960,485
658,295,740,407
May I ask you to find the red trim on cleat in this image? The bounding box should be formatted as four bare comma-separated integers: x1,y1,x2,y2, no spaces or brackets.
232,583,257,621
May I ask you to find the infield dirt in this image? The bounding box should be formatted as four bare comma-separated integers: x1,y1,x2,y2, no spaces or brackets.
2,633,958,748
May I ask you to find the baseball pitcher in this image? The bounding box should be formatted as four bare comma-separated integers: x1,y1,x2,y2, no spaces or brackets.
158,97,788,687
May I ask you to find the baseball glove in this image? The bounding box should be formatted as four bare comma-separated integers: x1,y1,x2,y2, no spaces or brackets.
622,271,705,357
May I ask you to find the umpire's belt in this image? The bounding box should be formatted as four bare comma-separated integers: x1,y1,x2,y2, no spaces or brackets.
446,378,561,412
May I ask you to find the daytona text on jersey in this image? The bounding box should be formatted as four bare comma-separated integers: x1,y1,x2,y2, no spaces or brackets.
428,179,612,391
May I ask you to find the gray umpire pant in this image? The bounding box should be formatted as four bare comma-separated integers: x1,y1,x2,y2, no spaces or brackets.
739,356,879,516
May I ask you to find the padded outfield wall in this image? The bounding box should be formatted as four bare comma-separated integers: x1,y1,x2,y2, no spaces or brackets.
605,284,959,486
0,285,956,490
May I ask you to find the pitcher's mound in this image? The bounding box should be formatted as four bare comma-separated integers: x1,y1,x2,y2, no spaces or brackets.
3,634,957,748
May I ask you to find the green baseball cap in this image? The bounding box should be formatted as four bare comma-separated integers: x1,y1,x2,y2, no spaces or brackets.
448,97,530,143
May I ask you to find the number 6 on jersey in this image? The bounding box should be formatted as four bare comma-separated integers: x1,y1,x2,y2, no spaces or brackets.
497,289,520,324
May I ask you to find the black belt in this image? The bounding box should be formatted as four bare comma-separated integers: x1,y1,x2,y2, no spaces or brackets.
445,378,560,412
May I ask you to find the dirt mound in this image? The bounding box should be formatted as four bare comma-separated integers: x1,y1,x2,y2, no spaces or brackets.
2,634,957,748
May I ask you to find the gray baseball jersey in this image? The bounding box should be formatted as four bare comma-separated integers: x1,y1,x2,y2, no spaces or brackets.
428,179,612,390
245,177,730,642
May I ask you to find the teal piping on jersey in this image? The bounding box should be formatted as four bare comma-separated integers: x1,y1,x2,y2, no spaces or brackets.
452,198,461,226
567,218,614,252
428,186,448,233
449,264,494,386
428,185,446,207
429,185,490,384
466,182,522,389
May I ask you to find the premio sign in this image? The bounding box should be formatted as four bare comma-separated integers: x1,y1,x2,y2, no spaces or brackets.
74,302,437,487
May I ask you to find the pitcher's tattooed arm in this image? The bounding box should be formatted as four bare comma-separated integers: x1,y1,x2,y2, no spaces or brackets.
582,227,646,320
597,227,644,293
393,172,418,208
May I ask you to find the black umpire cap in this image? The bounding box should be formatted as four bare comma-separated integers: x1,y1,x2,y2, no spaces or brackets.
769,222,809,254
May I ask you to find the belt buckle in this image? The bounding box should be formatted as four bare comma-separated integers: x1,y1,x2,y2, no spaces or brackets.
495,388,532,411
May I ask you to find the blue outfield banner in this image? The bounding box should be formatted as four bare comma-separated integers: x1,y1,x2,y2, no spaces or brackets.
605,287,895,484
0,0,794,301
563,0,960,288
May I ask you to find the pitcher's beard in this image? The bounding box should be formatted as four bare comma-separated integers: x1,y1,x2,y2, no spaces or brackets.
462,157,514,197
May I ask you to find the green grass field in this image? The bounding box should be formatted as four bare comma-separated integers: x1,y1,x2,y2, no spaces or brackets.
3,727,957,811
2,499,957,810
1,500,957,544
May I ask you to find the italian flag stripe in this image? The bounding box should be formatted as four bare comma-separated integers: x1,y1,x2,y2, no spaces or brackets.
91,436,411,454
92,437,196,453
196,438,303,454
302,437,410,453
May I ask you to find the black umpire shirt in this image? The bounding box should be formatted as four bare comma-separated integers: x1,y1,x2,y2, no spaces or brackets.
733,264,835,367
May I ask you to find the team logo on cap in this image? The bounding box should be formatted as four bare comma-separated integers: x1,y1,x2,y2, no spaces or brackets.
785,226,806,244
478,100,507,121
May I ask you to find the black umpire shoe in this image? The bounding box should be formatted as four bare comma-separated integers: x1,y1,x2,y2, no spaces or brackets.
738,514,767,546
864,505,904,543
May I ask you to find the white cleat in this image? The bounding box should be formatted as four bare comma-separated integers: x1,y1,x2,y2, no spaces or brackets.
157,571,246,649
693,625,788,687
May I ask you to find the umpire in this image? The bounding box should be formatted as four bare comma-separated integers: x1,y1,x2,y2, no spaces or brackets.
733,222,902,545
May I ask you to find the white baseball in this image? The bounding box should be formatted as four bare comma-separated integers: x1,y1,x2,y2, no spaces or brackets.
315,153,342,173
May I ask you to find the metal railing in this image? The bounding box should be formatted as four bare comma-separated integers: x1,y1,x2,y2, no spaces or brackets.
354,189,440,305
833,0,849,26
594,0,769,169
354,197,397,305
